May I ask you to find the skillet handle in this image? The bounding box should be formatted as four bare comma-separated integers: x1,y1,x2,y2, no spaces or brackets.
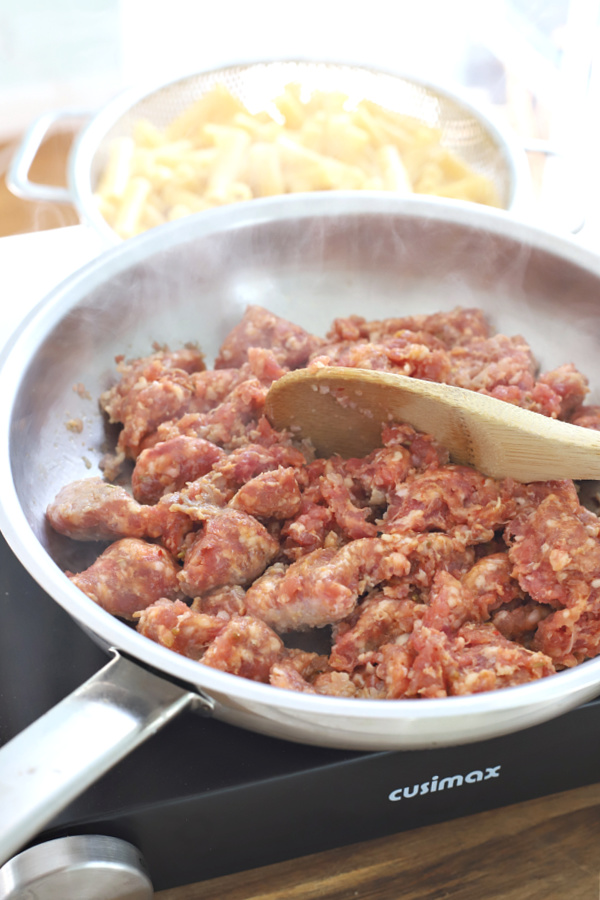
0,651,199,867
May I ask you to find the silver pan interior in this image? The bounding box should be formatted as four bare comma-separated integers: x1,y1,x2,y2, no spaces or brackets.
2,192,600,751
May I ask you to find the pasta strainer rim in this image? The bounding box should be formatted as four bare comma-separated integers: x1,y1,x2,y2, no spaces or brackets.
67,55,533,245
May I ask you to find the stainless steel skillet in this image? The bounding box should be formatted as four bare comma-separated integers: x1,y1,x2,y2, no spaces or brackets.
1,192,600,864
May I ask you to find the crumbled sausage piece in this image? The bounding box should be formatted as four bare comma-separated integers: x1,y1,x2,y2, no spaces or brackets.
392,532,477,592
507,489,600,609
132,436,225,503
270,648,331,692
136,600,283,679
422,554,523,632
215,305,323,369
448,338,589,419
136,598,227,658
73,382,92,400
114,369,197,458
68,538,181,619
422,571,477,633
245,545,362,631
310,333,451,382
167,442,308,526
201,615,284,681
376,643,414,699
47,477,150,541
381,423,450,470
280,500,337,561
178,508,280,596
492,598,551,645
144,491,198,558
330,590,426,672
399,621,555,698
569,404,600,430
318,466,378,540
533,594,600,667
270,662,318,693
100,347,206,423
460,552,524,619
537,364,588,419
191,584,247,618
325,307,491,347
246,537,410,632
216,442,307,484
244,346,290,384
230,467,302,520
280,432,445,561
504,485,600,666
272,655,387,698
330,534,476,671
382,465,514,544
187,368,248,413
149,378,270,449
313,664,387,698
408,307,492,347
100,348,206,459
448,333,537,394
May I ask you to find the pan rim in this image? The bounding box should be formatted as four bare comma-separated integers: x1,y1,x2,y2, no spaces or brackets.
1,191,600,727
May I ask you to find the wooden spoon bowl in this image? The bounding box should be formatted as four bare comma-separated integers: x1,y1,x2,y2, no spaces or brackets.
265,366,600,482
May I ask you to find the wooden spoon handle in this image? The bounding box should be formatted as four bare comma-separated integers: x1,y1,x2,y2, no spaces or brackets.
265,367,600,482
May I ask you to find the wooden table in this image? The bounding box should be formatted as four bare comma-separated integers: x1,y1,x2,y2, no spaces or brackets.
3,129,599,900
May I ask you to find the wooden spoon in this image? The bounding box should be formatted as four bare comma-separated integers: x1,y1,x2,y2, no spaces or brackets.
265,367,600,482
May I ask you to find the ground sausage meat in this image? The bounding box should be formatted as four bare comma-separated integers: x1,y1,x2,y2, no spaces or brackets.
68,538,182,619
132,436,225,504
47,478,151,541
47,303,600,699
178,507,280,596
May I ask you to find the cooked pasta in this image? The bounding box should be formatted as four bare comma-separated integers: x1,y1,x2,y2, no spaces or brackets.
94,82,501,239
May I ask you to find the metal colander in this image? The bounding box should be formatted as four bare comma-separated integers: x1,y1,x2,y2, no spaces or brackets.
9,60,532,244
